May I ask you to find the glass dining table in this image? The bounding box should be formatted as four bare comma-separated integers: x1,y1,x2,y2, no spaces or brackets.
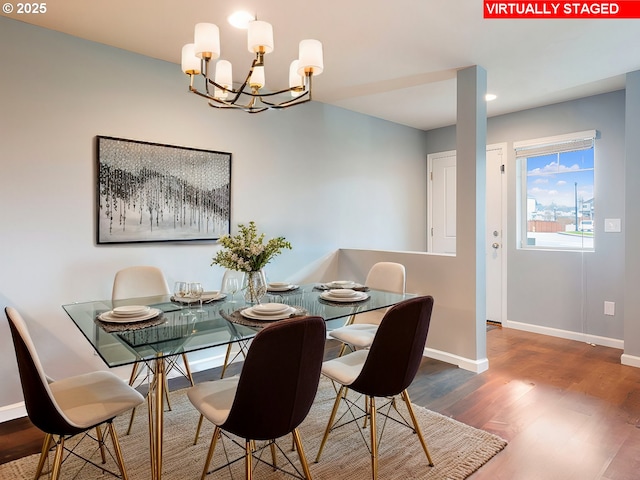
62,283,414,480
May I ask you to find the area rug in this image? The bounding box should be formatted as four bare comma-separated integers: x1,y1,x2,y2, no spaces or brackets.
0,378,506,479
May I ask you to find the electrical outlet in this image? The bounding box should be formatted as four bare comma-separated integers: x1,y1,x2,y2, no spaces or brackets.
604,301,615,316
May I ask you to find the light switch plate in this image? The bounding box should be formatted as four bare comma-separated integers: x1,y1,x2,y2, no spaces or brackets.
604,218,621,233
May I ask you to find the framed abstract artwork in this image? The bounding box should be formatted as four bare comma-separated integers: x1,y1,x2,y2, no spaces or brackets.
96,136,231,244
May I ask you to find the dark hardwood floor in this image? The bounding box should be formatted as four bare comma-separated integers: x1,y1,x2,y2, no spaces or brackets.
2,326,640,479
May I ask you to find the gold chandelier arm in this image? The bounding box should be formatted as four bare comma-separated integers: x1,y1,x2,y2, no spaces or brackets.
187,51,318,113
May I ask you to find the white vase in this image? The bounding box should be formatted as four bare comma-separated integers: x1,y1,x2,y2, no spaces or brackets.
243,269,267,304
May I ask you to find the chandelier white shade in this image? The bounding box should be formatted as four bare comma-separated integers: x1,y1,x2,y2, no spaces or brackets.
181,18,323,113
247,21,274,54
194,23,220,59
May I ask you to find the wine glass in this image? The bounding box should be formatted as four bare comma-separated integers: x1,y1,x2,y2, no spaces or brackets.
174,281,188,313
223,277,241,303
189,282,204,313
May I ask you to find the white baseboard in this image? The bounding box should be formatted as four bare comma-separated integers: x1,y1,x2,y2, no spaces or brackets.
0,402,27,423
424,347,489,373
504,320,624,350
621,353,640,368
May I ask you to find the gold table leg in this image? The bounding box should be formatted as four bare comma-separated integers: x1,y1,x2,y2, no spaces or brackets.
146,353,166,480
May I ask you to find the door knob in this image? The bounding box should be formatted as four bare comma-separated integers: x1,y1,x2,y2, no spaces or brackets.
492,242,500,249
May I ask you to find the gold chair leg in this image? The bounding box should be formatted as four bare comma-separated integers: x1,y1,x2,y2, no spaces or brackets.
245,440,253,480
194,414,204,445
50,436,64,480
270,441,277,471
363,397,370,429
201,426,220,480
126,406,138,436
402,390,434,466
315,385,347,462
369,396,378,480
128,361,141,386
182,353,195,386
292,428,313,480
220,343,233,379
96,425,106,464
164,371,172,411
108,422,130,480
126,361,142,436
34,433,52,479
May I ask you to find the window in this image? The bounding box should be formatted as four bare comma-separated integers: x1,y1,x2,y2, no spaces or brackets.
515,130,596,251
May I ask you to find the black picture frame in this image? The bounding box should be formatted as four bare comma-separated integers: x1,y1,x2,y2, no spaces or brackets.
96,136,231,244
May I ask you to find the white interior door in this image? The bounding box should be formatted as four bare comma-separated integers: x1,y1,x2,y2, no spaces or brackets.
428,144,507,323
486,144,506,323
428,151,457,254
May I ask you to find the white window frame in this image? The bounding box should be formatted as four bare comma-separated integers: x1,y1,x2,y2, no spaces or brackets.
515,130,596,252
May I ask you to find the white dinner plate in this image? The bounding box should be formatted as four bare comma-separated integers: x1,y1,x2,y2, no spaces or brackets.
202,292,226,302
320,291,369,303
267,284,299,292
98,307,162,324
327,288,358,298
323,282,364,290
252,303,290,315
112,305,151,317
240,306,297,321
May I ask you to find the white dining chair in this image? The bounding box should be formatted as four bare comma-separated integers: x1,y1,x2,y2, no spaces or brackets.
112,266,195,434
328,262,406,356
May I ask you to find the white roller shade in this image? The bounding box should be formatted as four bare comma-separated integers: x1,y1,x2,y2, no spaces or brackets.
514,130,596,158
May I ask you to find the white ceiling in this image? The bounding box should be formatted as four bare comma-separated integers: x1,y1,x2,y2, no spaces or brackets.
4,0,640,130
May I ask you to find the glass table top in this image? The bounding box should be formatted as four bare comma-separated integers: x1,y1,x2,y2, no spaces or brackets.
62,284,414,368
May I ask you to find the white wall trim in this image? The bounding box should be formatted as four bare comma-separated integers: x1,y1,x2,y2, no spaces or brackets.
621,354,640,368
424,347,489,373
504,320,624,350
0,402,27,423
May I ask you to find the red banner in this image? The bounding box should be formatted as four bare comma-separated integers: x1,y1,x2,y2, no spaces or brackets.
484,1,640,18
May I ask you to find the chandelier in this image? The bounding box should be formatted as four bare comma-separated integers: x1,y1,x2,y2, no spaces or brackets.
181,16,324,113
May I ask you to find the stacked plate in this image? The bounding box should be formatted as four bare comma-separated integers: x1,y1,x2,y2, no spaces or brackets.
241,303,297,321
98,305,161,323
324,280,364,290
267,282,299,292
320,289,369,303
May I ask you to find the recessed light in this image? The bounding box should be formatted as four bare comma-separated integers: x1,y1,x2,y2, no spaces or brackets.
485,93,497,102
228,11,255,29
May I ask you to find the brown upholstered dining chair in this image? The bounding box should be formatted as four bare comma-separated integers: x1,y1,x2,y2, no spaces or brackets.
315,296,435,480
5,306,144,480
112,265,195,434
188,315,326,480
328,262,406,356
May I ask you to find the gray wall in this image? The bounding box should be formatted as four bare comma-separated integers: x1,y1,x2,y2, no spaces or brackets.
624,71,640,364
426,90,628,344
0,17,430,412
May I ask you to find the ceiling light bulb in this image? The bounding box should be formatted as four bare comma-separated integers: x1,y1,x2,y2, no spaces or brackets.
228,11,255,29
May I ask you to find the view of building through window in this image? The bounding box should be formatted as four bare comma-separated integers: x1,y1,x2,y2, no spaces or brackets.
524,146,594,250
